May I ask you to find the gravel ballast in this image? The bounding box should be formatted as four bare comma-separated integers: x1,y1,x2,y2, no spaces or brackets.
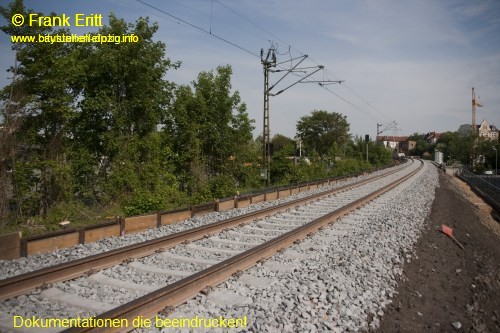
145,160,438,332
0,161,430,333
0,164,407,280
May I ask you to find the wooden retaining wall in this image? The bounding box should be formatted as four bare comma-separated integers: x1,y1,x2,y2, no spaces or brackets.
278,188,290,199
124,214,157,234
236,196,252,208
0,232,22,260
191,202,216,217
265,190,278,201
216,198,236,212
1,164,393,259
85,223,121,243
160,209,192,226
251,193,265,204
27,231,80,256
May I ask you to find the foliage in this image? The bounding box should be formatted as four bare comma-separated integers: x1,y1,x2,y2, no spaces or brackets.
271,134,295,154
270,144,295,184
434,131,498,172
0,2,185,226
331,158,371,176
407,133,435,157
0,1,390,234
296,110,350,158
123,186,188,216
191,175,237,203
165,65,255,194
346,136,392,166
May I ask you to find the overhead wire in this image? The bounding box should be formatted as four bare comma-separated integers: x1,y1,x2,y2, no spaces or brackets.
342,83,388,120
157,0,277,55
135,0,386,124
321,85,381,122
213,0,294,53
135,0,259,58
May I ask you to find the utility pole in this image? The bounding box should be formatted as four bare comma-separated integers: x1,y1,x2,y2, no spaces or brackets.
260,46,339,186
260,47,276,186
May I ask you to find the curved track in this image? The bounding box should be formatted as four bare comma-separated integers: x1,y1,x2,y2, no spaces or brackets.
0,160,423,333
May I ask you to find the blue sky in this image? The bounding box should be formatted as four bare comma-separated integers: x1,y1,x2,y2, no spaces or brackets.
1,0,500,140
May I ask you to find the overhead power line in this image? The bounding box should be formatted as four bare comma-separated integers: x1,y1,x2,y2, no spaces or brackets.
321,85,380,122
135,0,387,124
214,0,294,52
135,0,259,58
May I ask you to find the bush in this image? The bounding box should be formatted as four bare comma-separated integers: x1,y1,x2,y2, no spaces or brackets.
191,175,237,204
330,158,371,177
123,192,163,216
209,175,237,199
122,186,189,216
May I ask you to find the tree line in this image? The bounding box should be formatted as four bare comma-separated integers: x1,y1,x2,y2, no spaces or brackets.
408,132,499,173
0,1,392,234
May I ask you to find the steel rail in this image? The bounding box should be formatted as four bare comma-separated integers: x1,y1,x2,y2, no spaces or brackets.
0,161,413,300
63,160,423,333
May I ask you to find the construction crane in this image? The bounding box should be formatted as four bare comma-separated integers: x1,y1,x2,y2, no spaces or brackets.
472,87,483,133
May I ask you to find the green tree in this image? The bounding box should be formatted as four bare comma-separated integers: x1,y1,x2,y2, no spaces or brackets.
165,65,254,195
435,131,475,166
296,110,350,158
193,66,253,174
271,134,295,154
347,136,391,166
270,143,295,184
1,0,81,217
1,2,185,222
72,15,179,205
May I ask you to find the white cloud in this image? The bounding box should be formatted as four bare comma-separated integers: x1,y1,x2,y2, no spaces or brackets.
1,0,499,138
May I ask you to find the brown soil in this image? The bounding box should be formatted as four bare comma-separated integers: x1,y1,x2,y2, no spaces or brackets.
375,172,500,333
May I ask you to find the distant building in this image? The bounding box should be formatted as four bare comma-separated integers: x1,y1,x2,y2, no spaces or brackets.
457,120,499,140
376,136,406,150
399,140,416,154
478,119,498,140
424,131,442,144
376,136,415,155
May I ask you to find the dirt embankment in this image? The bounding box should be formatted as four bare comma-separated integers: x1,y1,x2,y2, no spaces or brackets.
375,172,500,332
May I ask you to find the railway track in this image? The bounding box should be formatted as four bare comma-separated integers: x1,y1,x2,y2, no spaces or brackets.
0,160,423,333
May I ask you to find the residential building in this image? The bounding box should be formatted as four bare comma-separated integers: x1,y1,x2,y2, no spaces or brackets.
478,119,498,140
457,120,499,140
400,140,416,153
376,136,415,155
424,131,442,144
